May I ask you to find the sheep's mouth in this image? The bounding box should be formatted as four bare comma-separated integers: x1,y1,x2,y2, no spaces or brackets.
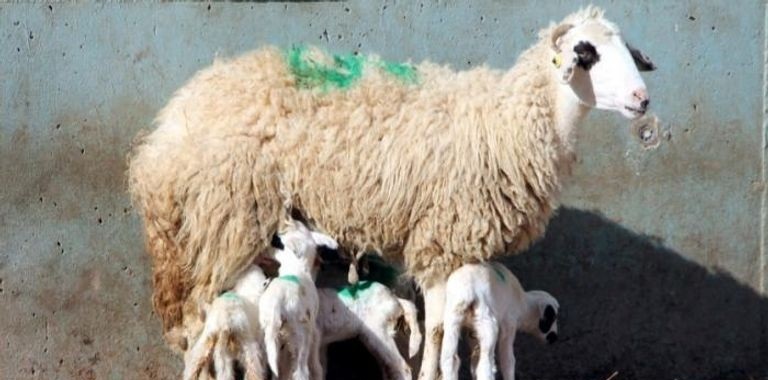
624,105,646,116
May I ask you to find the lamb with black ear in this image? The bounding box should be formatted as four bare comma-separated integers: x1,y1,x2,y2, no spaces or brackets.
440,263,559,380
258,219,338,380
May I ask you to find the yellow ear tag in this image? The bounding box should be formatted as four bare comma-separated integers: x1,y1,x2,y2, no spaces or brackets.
552,54,562,68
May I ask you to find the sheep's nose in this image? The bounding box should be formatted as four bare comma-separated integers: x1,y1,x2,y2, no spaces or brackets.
632,88,650,110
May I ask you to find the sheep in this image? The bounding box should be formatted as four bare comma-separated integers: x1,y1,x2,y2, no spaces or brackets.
127,6,655,372
258,219,338,380
439,263,558,380
183,265,268,380
316,280,422,380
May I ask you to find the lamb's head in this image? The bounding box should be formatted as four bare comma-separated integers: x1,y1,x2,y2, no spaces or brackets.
270,219,339,272
523,290,560,345
549,6,655,119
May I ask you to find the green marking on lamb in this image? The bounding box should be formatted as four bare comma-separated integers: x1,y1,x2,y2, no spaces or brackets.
220,291,239,300
278,275,301,285
286,46,418,91
490,263,506,282
337,280,375,300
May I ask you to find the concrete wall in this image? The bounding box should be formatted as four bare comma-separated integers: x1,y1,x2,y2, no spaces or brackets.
0,1,765,379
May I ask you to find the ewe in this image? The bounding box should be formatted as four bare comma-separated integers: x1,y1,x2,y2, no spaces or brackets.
128,8,654,377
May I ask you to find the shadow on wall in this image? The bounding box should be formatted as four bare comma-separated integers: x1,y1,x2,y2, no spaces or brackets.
325,207,768,380
504,207,767,380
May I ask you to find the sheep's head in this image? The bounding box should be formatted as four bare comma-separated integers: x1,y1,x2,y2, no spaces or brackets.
270,219,339,271
550,6,655,119
525,290,560,344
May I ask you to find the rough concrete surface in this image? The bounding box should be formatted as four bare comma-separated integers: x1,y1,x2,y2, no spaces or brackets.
0,1,765,379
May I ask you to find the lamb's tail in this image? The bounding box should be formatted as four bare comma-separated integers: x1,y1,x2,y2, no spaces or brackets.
214,329,235,380
397,298,422,358
182,327,217,380
263,314,282,378
240,335,266,380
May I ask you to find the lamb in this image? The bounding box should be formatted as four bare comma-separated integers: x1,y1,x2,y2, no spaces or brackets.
127,6,655,374
316,280,422,380
439,263,559,380
183,265,268,380
258,219,338,380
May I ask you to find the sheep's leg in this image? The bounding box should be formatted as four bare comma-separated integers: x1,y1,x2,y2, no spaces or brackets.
472,305,498,380
497,326,517,380
417,282,446,380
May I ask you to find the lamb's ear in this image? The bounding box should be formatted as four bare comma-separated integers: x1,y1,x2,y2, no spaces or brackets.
539,304,557,333
626,42,656,71
270,233,284,250
311,231,339,250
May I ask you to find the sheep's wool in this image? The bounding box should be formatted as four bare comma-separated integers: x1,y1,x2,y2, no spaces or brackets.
127,7,605,340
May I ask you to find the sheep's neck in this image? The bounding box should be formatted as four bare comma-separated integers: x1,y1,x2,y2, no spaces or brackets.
554,81,590,152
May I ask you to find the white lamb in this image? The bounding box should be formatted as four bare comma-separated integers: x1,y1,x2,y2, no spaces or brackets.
258,219,339,380
183,265,268,380
440,263,559,380
316,280,422,380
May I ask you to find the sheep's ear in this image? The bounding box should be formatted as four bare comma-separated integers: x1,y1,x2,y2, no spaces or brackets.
550,23,574,51
270,233,284,250
626,42,656,71
311,231,339,250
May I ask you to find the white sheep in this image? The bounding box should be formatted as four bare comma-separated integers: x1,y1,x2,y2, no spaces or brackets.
440,263,559,380
316,280,422,380
183,265,268,380
258,219,338,380
127,7,655,372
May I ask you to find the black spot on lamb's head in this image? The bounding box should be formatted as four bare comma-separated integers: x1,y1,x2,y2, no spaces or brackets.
549,6,654,120
526,290,559,344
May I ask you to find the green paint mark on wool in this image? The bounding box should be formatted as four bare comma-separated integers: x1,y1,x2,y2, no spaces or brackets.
286,46,418,91
220,291,240,300
490,263,507,282
381,61,418,84
337,280,375,300
278,275,301,285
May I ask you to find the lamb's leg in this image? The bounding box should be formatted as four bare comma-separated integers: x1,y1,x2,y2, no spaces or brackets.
359,325,412,380
319,343,329,380
241,338,266,380
309,328,324,380
417,282,446,380
293,325,312,380
497,326,517,380
472,305,498,380
439,298,465,380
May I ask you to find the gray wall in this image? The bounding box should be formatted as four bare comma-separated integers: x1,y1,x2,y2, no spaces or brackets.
0,1,765,379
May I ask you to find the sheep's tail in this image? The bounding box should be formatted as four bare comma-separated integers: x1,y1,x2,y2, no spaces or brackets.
183,327,217,380
397,298,422,358
263,314,282,378
128,149,190,340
